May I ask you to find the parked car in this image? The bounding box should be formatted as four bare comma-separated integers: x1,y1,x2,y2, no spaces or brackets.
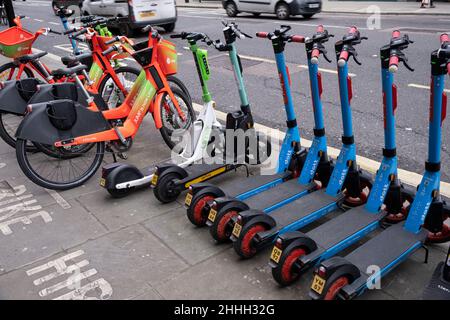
52,0,83,15
222,0,321,19
81,0,177,36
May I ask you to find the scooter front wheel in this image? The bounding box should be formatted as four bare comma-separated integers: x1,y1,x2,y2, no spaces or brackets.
16,139,105,190
323,276,349,300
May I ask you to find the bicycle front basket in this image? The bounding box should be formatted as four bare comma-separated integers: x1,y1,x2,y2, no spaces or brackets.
0,27,35,58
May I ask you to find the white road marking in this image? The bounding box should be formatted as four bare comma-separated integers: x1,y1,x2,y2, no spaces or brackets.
0,163,5,169
49,22,59,25
192,102,450,197
0,184,52,235
34,19,43,22
45,189,71,209
408,83,450,93
26,250,113,300
238,53,356,76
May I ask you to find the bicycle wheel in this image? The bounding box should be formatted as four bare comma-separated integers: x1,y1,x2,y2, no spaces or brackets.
0,63,36,150
159,87,195,150
97,66,140,109
16,139,105,190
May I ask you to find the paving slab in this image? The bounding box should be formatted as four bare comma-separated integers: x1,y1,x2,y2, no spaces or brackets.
78,188,181,232
143,206,229,266
0,224,188,300
0,199,106,273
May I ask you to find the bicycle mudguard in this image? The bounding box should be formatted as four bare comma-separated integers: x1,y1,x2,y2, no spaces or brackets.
0,79,39,115
16,100,111,145
152,91,165,129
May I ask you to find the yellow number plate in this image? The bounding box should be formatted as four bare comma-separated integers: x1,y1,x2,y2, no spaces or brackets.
151,174,158,186
207,208,217,222
311,274,326,295
140,11,155,18
99,178,106,187
270,246,283,264
232,222,242,238
185,193,193,206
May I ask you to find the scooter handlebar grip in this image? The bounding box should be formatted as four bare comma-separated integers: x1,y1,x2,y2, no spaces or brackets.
441,33,449,44
105,36,119,45
256,32,269,38
311,48,320,64
392,30,401,38
63,27,78,35
291,35,305,43
447,62,450,75
338,50,349,66
348,26,358,34
316,25,324,33
389,55,399,73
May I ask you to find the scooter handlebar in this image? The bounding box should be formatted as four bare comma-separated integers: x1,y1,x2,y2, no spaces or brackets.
71,28,88,38
256,32,269,39
311,48,321,65
338,50,349,66
392,30,401,38
102,45,116,56
388,55,399,73
290,35,305,43
63,27,78,35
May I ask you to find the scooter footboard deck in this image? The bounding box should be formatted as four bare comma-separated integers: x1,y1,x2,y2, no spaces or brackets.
345,223,428,275
269,190,340,228
184,163,227,178
243,179,308,211
219,172,289,198
307,207,382,250
423,262,450,300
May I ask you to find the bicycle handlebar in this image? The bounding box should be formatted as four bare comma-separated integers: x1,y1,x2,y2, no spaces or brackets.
102,45,117,56
105,36,120,45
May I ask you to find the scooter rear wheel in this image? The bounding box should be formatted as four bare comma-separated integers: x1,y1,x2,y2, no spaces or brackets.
209,209,239,243
233,223,267,259
323,276,349,300
187,194,216,227
16,139,105,190
272,247,307,286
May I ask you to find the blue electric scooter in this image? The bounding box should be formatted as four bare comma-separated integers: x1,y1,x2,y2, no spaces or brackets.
230,26,373,258
269,30,415,286
188,25,335,243
310,33,450,300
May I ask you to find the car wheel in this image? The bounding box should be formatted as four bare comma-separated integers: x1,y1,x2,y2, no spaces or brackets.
162,22,175,33
302,13,314,18
118,22,133,37
225,1,238,17
275,3,290,20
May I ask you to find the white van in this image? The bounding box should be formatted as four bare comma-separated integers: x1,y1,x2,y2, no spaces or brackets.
81,0,177,35
222,0,321,19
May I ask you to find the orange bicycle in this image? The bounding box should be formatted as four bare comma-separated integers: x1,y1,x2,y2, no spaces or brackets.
15,26,194,190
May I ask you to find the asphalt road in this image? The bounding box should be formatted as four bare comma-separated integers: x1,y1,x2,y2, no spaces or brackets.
8,1,450,181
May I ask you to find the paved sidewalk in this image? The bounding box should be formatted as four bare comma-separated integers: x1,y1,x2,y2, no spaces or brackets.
0,51,448,300
176,0,450,15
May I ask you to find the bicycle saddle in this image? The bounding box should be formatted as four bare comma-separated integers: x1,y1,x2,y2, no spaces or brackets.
61,52,92,67
17,51,47,63
51,64,88,77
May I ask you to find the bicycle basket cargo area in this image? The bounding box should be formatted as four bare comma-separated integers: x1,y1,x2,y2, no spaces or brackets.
0,27,35,58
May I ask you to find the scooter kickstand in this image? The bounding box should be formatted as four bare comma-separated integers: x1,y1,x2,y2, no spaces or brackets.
422,245,429,264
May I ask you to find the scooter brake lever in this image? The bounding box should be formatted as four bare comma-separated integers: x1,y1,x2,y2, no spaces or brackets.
352,54,362,65
322,51,332,63
403,59,415,72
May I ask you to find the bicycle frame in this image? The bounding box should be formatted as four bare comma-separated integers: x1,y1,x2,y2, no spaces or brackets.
53,34,184,147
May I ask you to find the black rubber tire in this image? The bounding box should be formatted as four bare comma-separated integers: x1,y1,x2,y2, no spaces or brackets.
106,166,143,198
275,3,290,20
159,87,195,150
97,65,140,109
118,22,134,37
0,63,34,150
153,172,182,203
16,139,105,190
163,23,176,33
225,1,238,17
271,246,307,286
186,193,216,227
167,75,192,105
209,208,239,243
